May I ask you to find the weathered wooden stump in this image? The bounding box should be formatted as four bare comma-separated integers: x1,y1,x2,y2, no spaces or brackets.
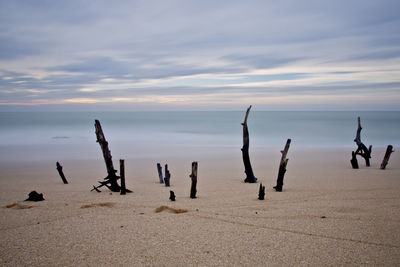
380,145,394,169
56,162,68,184
273,139,291,192
353,117,372,167
169,190,176,201
190,162,198,199
157,163,164,183
242,105,257,183
258,183,265,200
164,164,171,187
120,159,126,195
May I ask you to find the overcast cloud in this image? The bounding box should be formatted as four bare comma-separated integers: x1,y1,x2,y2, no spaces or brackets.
1,0,399,110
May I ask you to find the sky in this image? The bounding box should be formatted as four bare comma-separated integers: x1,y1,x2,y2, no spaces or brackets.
0,0,400,111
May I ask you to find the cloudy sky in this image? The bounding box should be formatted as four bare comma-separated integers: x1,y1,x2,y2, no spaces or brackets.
1,0,399,110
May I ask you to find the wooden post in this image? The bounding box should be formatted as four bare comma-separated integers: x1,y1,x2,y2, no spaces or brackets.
120,159,126,195
56,162,68,184
190,162,198,199
274,139,291,192
353,117,372,167
242,105,257,183
380,145,394,169
169,190,176,201
93,119,120,192
258,183,265,200
157,163,164,183
164,164,170,187
350,151,359,169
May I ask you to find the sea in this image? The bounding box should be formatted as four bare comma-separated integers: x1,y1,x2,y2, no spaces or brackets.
0,111,399,162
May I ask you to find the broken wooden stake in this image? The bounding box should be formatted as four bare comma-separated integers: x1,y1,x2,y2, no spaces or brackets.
274,139,291,192
242,105,257,183
157,163,164,183
258,183,265,200
190,161,198,199
169,190,176,201
120,159,126,195
164,164,171,187
350,151,359,169
380,145,394,170
353,117,372,167
56,162,68,184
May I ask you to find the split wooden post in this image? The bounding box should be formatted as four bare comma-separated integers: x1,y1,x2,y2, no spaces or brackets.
120,159,126,195
258,183,265,200
353,117,372,167
380,145,394,170
56,162,68,184
164,164,170,187
190,162,198,199
274,139,291,192
157,163,164,183
242,105,257,183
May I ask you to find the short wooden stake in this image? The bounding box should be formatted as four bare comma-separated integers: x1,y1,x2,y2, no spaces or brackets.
190,162,198,199
157,163,164,183
164,164,170,187
380,145,394,169
120,159,126,195
258,183,265,200
56,162,68,184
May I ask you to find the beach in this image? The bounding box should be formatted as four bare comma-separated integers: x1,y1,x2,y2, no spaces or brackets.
1,146,399,266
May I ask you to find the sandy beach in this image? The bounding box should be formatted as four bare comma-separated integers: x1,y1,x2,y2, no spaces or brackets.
0,146,399,266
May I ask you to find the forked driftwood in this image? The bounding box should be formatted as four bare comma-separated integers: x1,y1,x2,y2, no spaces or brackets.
157,163,164,183
190,162,198,199
258,183,265,200
242,106,257,183
274,139,291,192
380,145,394,170
353,117,372,167
91,120,131,193
56,162,68,184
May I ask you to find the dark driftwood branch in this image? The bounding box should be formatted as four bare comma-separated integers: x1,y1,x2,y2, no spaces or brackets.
350,151,359,169
380,145,394,170
258,183,265,200
242,105,257,183
164,164,171,187
274,139,291,192
157,163,164,183
93,119,120,192
120,159,126,195
353,117,372,167
56,162,68,184
190,161,198,199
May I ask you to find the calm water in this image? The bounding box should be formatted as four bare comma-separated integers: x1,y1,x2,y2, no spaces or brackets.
0,111,398,161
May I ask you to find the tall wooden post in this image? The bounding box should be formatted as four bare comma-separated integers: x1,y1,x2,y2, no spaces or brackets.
164,164,170,187
242,105,257,183
274,139,291,192
380,145,394,169
190,162,198,199
56,162,68,184
120,159,126,195
157,163,164,183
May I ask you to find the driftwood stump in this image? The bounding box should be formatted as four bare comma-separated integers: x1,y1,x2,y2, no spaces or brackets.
274,139,291,192
169,190,176,201
258,183,265,200
120,159,126,195
380,145,394,169
157,163,164,183
164,164,171,187
56,162,68,184
242,106,257,183
25,191,44,201
350,151,359,169
353,117,372,167
190,162,198,199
